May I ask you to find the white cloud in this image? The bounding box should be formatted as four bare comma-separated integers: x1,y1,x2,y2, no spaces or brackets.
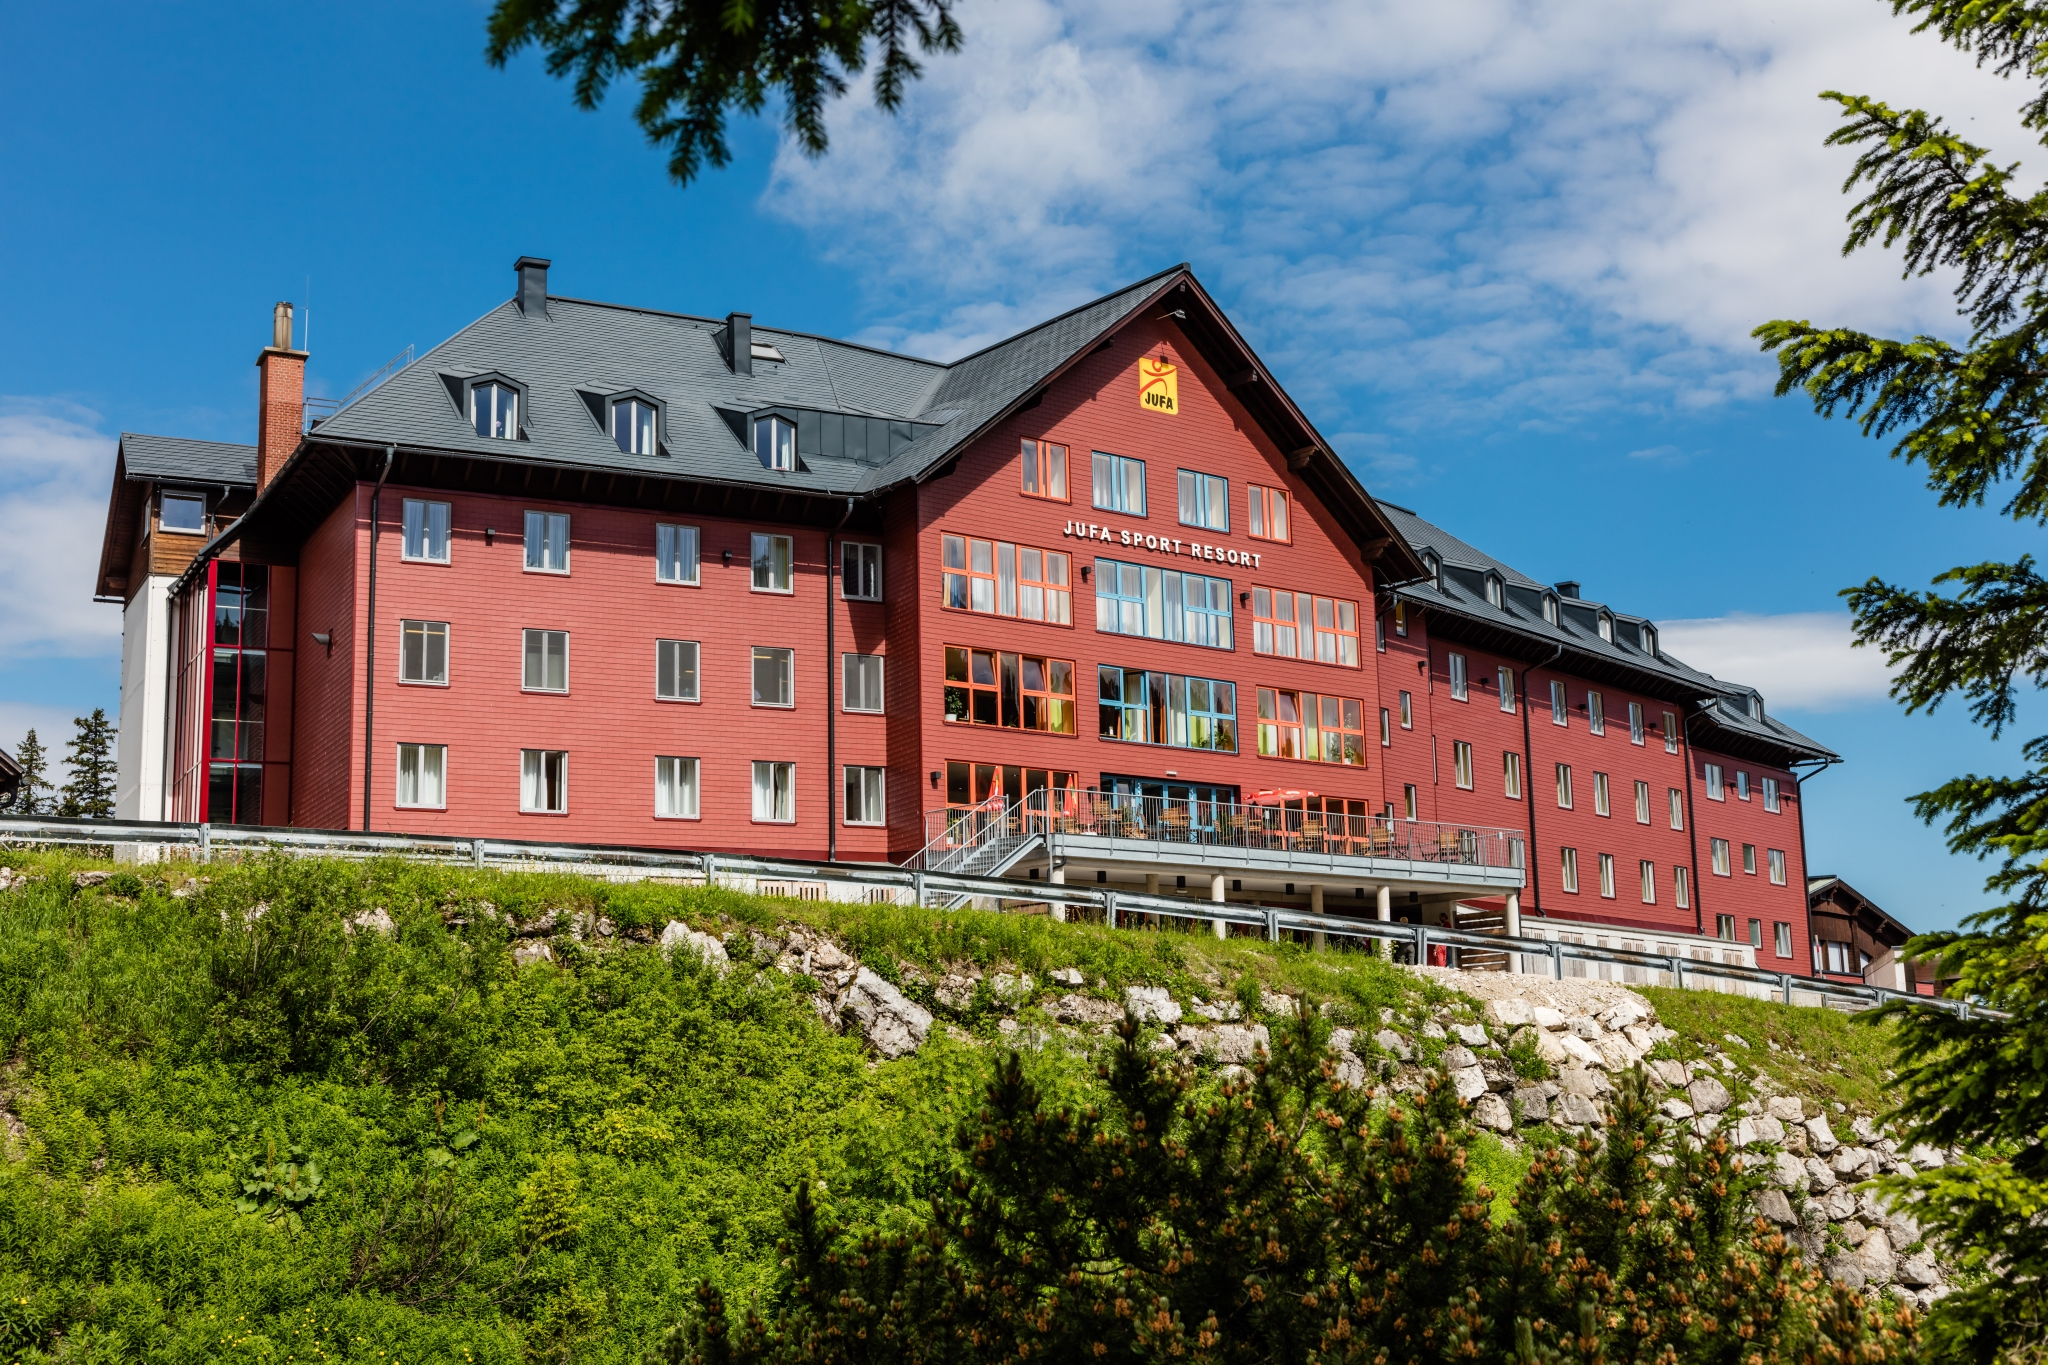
763,0,2035,429
0,399,121,657
0,701,81,768
1658,611,1893,712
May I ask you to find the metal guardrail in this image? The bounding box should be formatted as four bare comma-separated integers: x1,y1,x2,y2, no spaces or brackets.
0,814,1972,1018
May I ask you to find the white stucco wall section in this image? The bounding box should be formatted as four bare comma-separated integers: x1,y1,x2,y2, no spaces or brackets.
116,575,172,820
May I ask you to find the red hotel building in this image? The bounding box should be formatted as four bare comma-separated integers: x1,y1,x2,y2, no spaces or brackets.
94,258,1837,972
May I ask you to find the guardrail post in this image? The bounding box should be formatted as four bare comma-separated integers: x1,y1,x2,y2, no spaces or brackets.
704,852,717,890
197,823,210,863
1264,908,1279,942
1781,973,1793,1006
1414,922,1428,966
1549,940,1563,981
1104,888,1118,929
1958,998,1971,1020
1671,955,1685,991
473,838,487,868
913,870,926,908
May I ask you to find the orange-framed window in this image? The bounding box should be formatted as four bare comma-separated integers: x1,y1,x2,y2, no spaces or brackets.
945,761,1077,812
1255,687,1366,765
941,534,1072,625
1251,588,1360,666
943,645,1076,734
1021,438,1069,501
1248,484,1291,543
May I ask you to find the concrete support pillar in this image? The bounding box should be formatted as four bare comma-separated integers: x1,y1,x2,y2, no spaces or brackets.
1211,874,1228,939
1049,862,1066,922
1309,884,1326,950
1377,885,1393,959
1504,890,1521,973
1145,873,1160,895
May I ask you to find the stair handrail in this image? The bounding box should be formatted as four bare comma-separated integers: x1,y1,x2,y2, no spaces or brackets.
909,793,1028,872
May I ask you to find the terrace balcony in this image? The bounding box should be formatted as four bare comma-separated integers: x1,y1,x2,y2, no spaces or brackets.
911,790,1527,908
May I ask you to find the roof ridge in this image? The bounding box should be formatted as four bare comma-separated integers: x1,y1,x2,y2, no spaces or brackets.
543,295,950,369
935,263,1190,371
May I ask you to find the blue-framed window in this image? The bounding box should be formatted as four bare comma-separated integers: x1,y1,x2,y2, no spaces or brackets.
1098,666,1236,751
1092,451,1146,516
1177,469,1229,531
1094,558,1233,650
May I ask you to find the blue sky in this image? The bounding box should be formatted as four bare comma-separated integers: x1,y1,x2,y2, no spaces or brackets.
1,0,2037,930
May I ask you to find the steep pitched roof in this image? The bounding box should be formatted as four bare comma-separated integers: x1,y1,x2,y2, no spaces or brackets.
1381,503,1837,766
118,432,257,486
192,263,1425,585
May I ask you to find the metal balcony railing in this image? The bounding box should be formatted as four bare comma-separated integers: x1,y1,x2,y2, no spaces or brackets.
917,791,1521,872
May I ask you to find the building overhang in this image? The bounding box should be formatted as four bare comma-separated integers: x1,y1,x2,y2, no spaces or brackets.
1037,834,1526,900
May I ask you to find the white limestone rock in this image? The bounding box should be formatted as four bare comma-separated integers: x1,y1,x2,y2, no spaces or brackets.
1512,1087,1551,1124
1905,1142,1947,1169
1451,1022,1490,1047
1660,1098,1696,1122
842,968,933,1059
1335,1052,1369,1088
1805,1157,1838,1192
1896,1252,1941,1288
1532,1006,1568,1032
1805,1114,1840,1156
1559,1092,1604,1126
1857,1229,1895,1286
659,921,731,971
1441,1045,1479,1071
347,907,395,935
1485,997,1535,1030
1471,1092,1514,1132
1766,1095,1805,1123
1569,1016,1604,1041
1687,1076,1733,1115
1754,1188,1797,1225
1650,1059,1690,1089
1771,1150,1807,1189
1449,1066,1488,1102
1752,1114,1786,1145
1049,967,1086,987
1374,1029,1414,1062
1558,1033,1604,1068
1211,1024,1271,1065
1124,985,1182,1025
513,940,555,968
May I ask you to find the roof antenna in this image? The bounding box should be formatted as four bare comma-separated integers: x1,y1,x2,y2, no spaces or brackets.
304,275,311,352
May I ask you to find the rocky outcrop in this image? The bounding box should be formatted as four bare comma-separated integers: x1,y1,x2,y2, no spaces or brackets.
834,969,933,1060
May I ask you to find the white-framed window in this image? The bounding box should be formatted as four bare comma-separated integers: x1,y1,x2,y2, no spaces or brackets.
1750,918,1765,949
1628,701,1644,745
656,639,699,702
471,381,519,440
842,653,884,712
1774,920,1792,956
1403,783,1418,820
1675,865,1691,909
655,756,699,818
1593,771,1610,817
160,490,207,534
402,499,451,562
1763,776,1781,812
395,742,446,808
1497,666,1515,713
1717,914,1737,942
523,510,569,573
751,533,793,593
1587,690,1605,735
1399,691,1413,729
1380,708,1392,746
1669,787,1684,830
1503,750,1522,799
754,415,796,471
1550,680,1567,726
752,760,795,822
400,619,449,685
1704,762,1725,801
1599,852,1616,898
1639,860,1656,904
1736,770,1751,801
1711,837,1730,876
1597,611,1613,642
842,542,882,600
655,524,700,585
1485,574,1503,608
1376,620,1386,653
1453,740,1473,789
844,765,886,825
752,646,794,707
1560,847,1579,894
1634,779,1651,824
1542,594,1559,625
522,629,568,692
1093,450,1147,516
1555,763,1573,809
520,749,566,813
1177,469,1229,531
1448,652,1468,701
1662,711,1679,754
1743,842,1757,875
611,397,658,455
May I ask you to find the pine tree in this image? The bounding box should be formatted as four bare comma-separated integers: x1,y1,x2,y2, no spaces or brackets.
5,728,54,815
1753,4,2048,1360
57,708,116,819
655,1013,1914,1364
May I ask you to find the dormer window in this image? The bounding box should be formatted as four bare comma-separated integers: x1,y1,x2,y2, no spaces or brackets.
1640,622,1658,655
1597,611,1613,642
1485,573,1503,608
1749,694,1764,721
470,381,520,440
160,491,206,535
751,339,787,364
1542,594,1558,625
611,396,658,455
1423,552,1441,590
754,415,796,471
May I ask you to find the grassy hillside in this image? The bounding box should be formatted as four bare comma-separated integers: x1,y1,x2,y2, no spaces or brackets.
0,848,1907,1362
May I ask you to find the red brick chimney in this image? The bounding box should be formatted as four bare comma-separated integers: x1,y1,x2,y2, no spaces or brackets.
256,301,306,493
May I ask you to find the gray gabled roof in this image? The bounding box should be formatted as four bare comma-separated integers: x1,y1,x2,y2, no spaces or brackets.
118,432,257,486
308,268,1179,498
1380,502,1838,765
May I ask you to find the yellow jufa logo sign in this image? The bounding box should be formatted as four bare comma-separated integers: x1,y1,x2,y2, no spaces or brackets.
1139,357,1178,414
